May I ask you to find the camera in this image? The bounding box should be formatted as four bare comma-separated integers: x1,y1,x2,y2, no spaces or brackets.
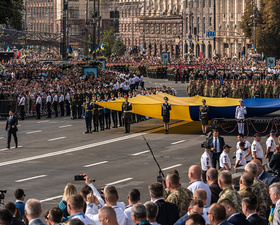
0,190,7,200
74,175,85,181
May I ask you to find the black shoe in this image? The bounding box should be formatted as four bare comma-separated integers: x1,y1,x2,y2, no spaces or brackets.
7,146,10,149
85,131,89,134
93,129,97,132
47,116,51,118
15,145,18,148
165,130,169,134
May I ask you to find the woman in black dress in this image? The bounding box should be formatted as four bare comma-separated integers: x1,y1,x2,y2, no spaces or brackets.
200,99,209,134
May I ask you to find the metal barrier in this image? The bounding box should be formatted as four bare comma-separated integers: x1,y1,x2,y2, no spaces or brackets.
0,100,17,116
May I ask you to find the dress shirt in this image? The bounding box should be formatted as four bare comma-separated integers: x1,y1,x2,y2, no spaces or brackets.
188,180,211,207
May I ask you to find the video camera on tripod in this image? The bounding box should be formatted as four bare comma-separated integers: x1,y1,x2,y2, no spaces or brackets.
0,190,7,205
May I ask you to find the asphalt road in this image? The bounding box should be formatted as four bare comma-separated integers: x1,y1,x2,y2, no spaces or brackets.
0,77,269,217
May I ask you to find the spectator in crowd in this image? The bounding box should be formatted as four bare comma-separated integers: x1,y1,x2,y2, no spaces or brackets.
67,219,85,225
124,189,141,225
144,202,159,225
98,206,118,225
193,189,210,224
47,207,63,225
251,159,278,187
131,203,150,225
43,211,49,224
185,213,205,225
59,183,78,222
207,203,232,225
104,186,126,210
219,199,249,225
0,209,13,225
238,172,255,199
25,199,46,225
4,202,25,225
206,169,222,205
14,189,26,220
22,215,28,225
245,162,271,219
217,171,242,213
269,145,280,174
242,195,268,225
174,199,204,225
188,165,212,207
67,194,95,225
148,182,179,225
269,182,280,225
164,171,193,217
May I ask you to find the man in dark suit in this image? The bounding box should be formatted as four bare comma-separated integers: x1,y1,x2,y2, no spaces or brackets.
242,195,268,225
206,168,222,204
25,199,46,225
5,110,18,149
148,182,179,225
207,203,233,225
219,199,249,225
4,202,25,225
251,159,278,187
207,129,225,169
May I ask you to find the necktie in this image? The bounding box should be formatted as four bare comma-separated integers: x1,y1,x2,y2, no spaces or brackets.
214,138,217,153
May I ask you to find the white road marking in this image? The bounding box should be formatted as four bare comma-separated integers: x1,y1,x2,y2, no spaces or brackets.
26,130,42,134
17,125,22,127
37,120,49,124
146,121,189,133
15,175,47,183
48,137,66,141
40,195,63,203
59,125,72,128
106,178,133,185
131,150,149,156
0,146,22,152
162,164,183,171
171,140,186,145
0,133,145,167
0,137,4,140
84,161,109,168
63,117,71,120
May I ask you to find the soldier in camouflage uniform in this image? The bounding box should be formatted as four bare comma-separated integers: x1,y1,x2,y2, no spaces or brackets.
273,80,280,98
187,80,195,97
203,81,211,97
217,171,242,213
164,172,193,217
230,84,238,98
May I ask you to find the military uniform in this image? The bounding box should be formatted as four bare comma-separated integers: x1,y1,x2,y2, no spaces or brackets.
252,140,264,162
199,105,209,126
218,186,242,213
235,104,247,135
97,98,105,131
203,85,211,97
164,186,193,218
238,187,254,199
83,100,93,133
103,97,111,129
92,97,99,132
110,97,118,128
77,91,84,118
70,91,78,119
122,100,132,133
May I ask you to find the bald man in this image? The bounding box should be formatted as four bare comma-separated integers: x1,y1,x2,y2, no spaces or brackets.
187,165,212,207
98,206,118,225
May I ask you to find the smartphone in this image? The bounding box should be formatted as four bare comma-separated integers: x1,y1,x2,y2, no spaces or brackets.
74,175,85,181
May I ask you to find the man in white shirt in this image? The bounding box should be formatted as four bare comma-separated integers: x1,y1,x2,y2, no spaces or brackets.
46,92,52,118
251,133,264,163
52,92,58,117
201,145,211,183
265,130,276,162
233,142,246,170
18,94,25,120
98,206,118,225
124,189,140,225
236,133,251,163
219,145,231,171
235,99,247,134
59,92,65,116
35,93,42,119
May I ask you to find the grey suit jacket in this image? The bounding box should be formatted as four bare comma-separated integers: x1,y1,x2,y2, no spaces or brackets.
29,218,47,225
271,203,280,225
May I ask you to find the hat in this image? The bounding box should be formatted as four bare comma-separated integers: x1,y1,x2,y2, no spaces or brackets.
164,96,169,100
239,99,244,102
254,133,261,137
270,130,276,134
239,142,245,147
205,144,211,149
223,144,231,149
202,99,206,102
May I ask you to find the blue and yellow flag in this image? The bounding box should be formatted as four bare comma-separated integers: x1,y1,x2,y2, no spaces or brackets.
101,44,104,50
67,45,74,56
89,46,92,53
6,46,10,52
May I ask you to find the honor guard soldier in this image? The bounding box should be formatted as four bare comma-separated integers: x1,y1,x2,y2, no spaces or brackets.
233,142,246,170
221,86,229,97
252,133,264,162
122,95,132,133
35,93,42,119
161,96,171,134
83,96,93,133
117,92,123,126
59,92,65,116
236,133,251,163
199,99,209,135
46,92,52,118
18,93,25,120
254,87,261,98
201,145,212,183
70,89,78,119
110,92,118,128
103,93,111,129
219,144,232,171
265,130,276,161
92,95,99,132
65,91,71,116
77,89,84,118
235,99,247,135
52,92,58,117
97,94,105,131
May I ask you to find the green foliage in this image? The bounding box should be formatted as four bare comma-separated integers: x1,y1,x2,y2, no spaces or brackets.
112,38,126,57
0,0,24,30
101,27,115,58
240,0,254,40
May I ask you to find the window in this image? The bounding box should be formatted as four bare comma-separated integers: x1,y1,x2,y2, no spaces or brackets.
69,7,79,18
186,17,188,33
203,0,205,8
186,0,188,8
197,17,199,33
203,17,205,33
209,0,211,7
69,24,79,35
210,17,212,26
197,0,199,7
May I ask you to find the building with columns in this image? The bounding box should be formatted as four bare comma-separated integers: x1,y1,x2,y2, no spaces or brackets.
118,0,260,59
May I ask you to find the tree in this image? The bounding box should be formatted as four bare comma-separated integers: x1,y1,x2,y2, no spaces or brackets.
240,0,254,40
112,38,126,57
0,0,24,30
101,27,115,58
